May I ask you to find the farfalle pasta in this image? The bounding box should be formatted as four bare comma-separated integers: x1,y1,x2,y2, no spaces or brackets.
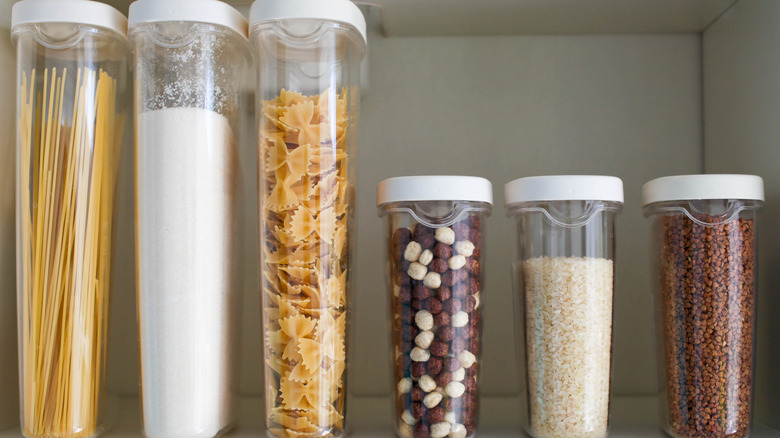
260,89,351,437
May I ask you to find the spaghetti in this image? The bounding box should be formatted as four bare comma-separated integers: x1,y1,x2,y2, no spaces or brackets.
18,67,121,438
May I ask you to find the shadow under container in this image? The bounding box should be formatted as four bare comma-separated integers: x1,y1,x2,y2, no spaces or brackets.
249,0,366,437
377,176,493,438
505,175,623,438
12,1,131,437
0,0,19,431
642,174,764,438
129,1,251,437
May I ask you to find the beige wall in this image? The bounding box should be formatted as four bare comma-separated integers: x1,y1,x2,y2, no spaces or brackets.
703,0,780,427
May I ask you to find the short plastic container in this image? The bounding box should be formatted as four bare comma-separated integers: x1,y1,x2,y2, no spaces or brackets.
128,1,251,437
505,175,624,438
642,174,764,438
12,1,131,437
378,176,493,438
250,0,366,436
0,0,19,431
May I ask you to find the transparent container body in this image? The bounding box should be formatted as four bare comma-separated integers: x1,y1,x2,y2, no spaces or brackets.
14,23,130,438
379,201,491,438
131,21,250,438
252,19,364,438
508,200,621,438
0,22,20,433
645,199,760,438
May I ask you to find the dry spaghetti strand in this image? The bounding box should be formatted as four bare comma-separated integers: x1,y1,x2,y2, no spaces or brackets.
19,67,122,438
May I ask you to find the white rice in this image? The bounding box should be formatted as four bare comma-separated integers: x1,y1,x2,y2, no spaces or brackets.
521,256,613,438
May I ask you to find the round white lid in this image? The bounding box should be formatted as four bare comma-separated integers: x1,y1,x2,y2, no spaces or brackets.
129,0,248,40
1,0,14,29
642,174,765,205
504,175,624,205
377,176,493,206
249,0,366,44
12,0,128,38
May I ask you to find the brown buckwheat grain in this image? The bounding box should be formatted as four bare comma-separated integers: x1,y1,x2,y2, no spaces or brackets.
658,215,755,438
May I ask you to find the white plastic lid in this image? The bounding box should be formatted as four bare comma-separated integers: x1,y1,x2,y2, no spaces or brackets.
129,0,248,40
249,0,366,44
12,0,128,38
377,176,493,206
642,174,765,205
1,0,14,29
504,175,624,205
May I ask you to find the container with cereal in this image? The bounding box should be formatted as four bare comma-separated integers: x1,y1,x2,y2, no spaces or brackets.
505,175,623,438
642,174,763,438
377,176,493,438
249,0,366,436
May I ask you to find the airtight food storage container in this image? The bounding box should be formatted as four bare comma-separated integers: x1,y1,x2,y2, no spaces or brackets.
505,175,623,438
128,1,250,437
0,0,19,431
250,0,366,436
12,1,130,437
642,174,764,438
378,176,493,438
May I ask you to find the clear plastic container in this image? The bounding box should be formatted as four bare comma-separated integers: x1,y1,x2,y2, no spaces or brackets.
249,0,366,436
12,1,130,437
377,176,493,438
642,174,764,438
0,0,19,431
505,175,624,438
128,1,250,437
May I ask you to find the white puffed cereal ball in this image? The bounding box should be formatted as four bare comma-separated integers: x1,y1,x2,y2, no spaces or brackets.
404,241,422,262
473,292,481,309
407,262,427,280
448,255,467,270
445,381,466,398
419,249,433,266
415,310,434,331
399,423,414,438
454,240,475,257
452,367,465,382
410,347,430,362
435,227,456,245
431,422,452,438
444,412,457,424
423,391,443,409
397,377,413,394
423,271,441,289
419,375,437,392
449,423,467,438
459,351,477,369
451,311,469,327
415,330,434,349
402,409,416,425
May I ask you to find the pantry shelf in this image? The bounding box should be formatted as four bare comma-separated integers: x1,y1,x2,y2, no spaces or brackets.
1,396,778,437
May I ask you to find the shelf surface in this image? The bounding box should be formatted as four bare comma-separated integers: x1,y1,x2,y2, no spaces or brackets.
95,0,739,36
1,396,778,437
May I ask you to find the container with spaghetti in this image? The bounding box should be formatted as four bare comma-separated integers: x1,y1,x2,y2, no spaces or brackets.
12,1,130,437
250,0,366,436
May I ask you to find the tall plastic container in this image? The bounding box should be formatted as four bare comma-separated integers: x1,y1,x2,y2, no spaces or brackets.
12,1,130,437
250,0,366,436
642,174,763,438
0,0,20,431
505,176,623,438
377,176,493,438
128,1,250,437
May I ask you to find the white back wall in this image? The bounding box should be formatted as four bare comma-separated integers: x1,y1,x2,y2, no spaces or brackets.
106,32,703,397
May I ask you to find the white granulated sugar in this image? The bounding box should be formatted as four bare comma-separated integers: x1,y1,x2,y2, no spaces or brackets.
521,256,613,438
137,107,238,438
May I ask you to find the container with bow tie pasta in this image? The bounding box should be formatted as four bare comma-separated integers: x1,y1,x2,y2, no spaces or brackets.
249,0,366,437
